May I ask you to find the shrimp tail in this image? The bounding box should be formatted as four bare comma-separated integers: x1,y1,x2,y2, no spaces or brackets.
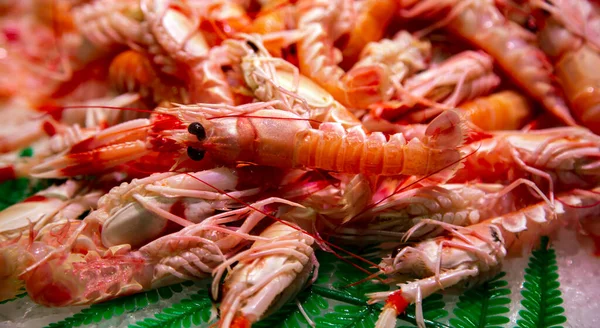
416,110,469,185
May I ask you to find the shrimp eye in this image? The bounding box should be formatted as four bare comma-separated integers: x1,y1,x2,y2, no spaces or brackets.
186,146,205,161
246,40,259,52
187,122,206,140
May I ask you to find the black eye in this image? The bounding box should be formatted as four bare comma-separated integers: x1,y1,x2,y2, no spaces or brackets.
187,122,206,140
187,146,205,161
288,44,297,55
246,40,259,52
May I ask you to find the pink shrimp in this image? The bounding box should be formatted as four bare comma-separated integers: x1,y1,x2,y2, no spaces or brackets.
398,0,577,125
453,127,600,203
369,187,600,328
532,0,600,133
374,50,501,123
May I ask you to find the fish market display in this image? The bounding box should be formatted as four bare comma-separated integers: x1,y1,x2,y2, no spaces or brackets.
0,0,599,327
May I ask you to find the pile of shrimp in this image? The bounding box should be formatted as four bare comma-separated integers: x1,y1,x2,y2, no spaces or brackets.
1,0,599,327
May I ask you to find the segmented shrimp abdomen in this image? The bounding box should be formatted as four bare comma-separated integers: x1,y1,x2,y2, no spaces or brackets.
445,4,576,126
461,91,534,131
293,123,462,176
72,0,144,49
555,45,600,134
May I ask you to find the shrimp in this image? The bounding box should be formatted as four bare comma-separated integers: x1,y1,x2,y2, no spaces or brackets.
24,110,215,179
350,30,431,90
71,0,146,50
214,220,316,328
223,35,362,128
532,0,600,51
297,21,392,110
374,50,501,123
139,0,208,76
29,101,467,179
78,0,233,105
0,180,103,302
139,0,235,105
322,179,551,244
296,0,355,42
368,187,600,328
454,127,600,203
532,0,600,133
398,0,577,125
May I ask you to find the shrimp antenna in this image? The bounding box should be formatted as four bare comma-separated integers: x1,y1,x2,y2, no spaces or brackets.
36,104,156,118
344,270,387,288
208,113,323,126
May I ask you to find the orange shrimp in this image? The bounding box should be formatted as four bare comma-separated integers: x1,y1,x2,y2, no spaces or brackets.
158,104,466,178
138,0,237,105
399,0,577,126
459,90,535,131
296,22,392,109
71,0,232,106
532,0,600,133
29,101,467,179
